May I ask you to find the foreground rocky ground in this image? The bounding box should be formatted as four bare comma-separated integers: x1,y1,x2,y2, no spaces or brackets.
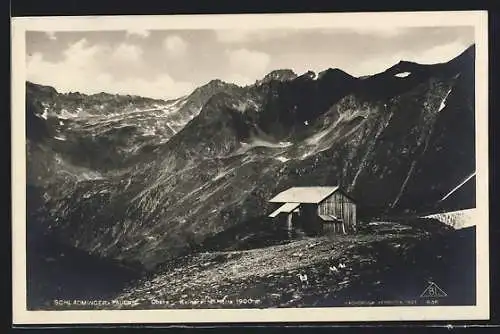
29,219,476,310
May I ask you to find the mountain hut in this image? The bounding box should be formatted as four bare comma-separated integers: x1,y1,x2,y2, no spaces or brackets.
267,186,357,237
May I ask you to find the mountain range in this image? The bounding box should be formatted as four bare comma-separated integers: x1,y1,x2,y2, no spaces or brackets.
26,44,476,271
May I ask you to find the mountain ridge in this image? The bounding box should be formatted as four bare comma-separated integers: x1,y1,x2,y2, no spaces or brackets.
26,43,474,104
26,44,476,271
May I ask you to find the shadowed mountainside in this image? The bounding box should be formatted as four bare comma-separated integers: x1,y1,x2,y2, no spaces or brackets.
26,45,476,272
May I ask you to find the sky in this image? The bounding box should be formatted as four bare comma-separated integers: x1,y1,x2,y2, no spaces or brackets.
26,26,475,100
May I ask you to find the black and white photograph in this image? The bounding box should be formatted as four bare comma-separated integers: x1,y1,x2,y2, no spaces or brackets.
11,11,489,324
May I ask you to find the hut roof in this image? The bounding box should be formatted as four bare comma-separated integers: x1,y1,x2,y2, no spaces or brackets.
269,186,340,204
268,202,301,218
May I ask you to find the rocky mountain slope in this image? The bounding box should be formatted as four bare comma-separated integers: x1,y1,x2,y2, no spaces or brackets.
115,223,475,309
26,79,242,172
26,45,476,271
34,222,475,310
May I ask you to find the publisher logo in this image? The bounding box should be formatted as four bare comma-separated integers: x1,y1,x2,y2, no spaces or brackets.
420,281,447,298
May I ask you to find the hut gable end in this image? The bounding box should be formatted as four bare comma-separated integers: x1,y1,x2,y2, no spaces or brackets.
317,190,357,231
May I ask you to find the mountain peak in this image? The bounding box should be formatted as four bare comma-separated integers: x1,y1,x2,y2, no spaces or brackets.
317,68,355,81
300,70,317,79
190,79,232,97
207,79,228,86
462,43,475,56
26,81,58,96
391,44,475,72
447,43,475,67
256,69,298,85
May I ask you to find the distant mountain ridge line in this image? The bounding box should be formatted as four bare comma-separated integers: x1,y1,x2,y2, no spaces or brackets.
25,43,474,102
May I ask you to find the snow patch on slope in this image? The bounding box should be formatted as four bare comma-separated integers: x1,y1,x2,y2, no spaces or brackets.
438,88,453,112
440,172,475,202
423,208,476,229
240,139,293,149
274,156,290,163
212,168,234,181
394,72,411,78
231,99,259,113
39,107,49,120
57,109,80,119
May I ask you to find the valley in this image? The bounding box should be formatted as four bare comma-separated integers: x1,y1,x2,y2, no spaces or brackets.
24,44,478,309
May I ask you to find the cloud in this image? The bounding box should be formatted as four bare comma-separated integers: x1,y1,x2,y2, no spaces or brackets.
26,38,194,99
405,40,472,64
224,48,271,85
215,29,290,43
224,73,257,87
338,26,406,38
344,54,402,77
111,43,143,63
90,72,194,99
45,31,57,40
126,28,151,38
163,35,188,58
344,40,472,77
59,38,103,70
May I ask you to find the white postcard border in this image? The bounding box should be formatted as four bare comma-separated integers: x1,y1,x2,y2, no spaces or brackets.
11,10,489,324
